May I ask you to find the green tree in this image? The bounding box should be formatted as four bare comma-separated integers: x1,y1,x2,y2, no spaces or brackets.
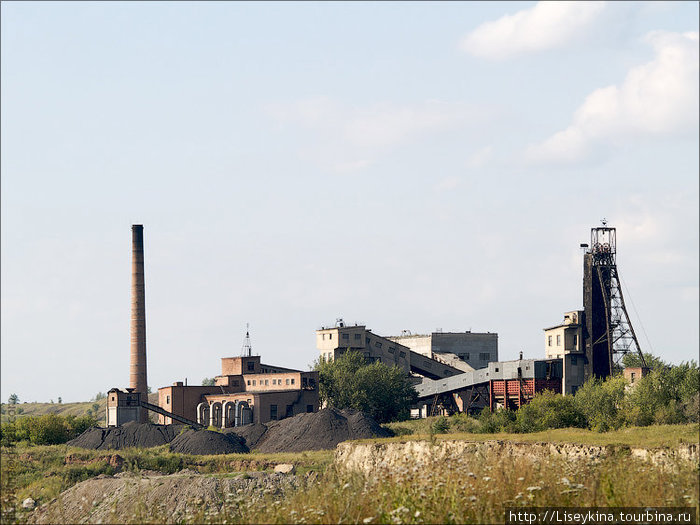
574,375,627,431
625,361,699,426
314,351,417,423
201,377,216,386
515,390,586,433
621,352,666,370
8,393,18,405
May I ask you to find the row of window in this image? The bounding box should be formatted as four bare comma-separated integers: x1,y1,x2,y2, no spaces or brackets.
341,333,362,341
547,334,578,347
247,378,295,386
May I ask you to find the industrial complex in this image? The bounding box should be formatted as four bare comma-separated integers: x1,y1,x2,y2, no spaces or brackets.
107,220,647,427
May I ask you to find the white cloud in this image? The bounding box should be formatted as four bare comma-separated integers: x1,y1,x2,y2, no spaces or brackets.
266,98,483,172
466,146,494,169
434,176,461,192
527,31,699,164
460,1,606,60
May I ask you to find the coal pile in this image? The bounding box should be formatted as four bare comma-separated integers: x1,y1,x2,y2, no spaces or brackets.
169,429,248,455
223,423,268,449
66,422,184,450
232,408,392,453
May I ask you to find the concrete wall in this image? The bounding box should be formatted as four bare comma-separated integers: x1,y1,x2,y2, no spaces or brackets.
389,332,498,369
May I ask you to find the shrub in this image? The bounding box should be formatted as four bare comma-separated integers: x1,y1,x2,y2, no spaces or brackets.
515,390,586,433
431,416,450,434
574,375,627,432
477,407,516,433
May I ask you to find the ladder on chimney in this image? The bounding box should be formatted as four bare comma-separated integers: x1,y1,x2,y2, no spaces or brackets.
139,400,203,429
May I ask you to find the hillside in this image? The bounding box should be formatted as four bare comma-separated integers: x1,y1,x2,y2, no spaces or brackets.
0,394,159,424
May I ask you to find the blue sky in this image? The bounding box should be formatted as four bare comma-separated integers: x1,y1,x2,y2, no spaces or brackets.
2,1,698,403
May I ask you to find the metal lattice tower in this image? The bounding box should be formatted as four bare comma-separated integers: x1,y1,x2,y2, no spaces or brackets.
583,220,647,378
241,323,252,357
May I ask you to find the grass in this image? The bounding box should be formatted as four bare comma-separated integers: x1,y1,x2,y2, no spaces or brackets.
2,423,698,524
55,446,696,524
0,442,334,510
382,418,699,448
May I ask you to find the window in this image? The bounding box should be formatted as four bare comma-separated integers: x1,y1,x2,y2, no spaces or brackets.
630,372,636,383
270,405,278,420
459,353,470,361
302,377,308,387
548,335,552,347
366,337,371,344
495,368,499,372
285,378,290,385
342,333,349,341
329,333,333,340
479,352,489,361
166,395,170,404
375,341,382,348
306,405,314,413
354,333,361,340
573,334,577,347
399,351,406,358
252,380,256,386
556,334,561,346
111,396,115,401
322,334,325,340
272,379,276,385
265,379,269,386
291,378,295,385
286,405,294,418
247,362,255,371
388,347,395,354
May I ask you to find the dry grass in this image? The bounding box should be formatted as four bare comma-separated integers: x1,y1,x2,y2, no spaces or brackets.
145,449,699,524
382,420,699,448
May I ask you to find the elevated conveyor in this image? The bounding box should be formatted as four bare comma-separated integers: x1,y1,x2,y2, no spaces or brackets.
139,399,203,429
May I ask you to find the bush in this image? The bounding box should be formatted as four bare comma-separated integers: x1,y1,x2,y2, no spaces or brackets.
574,376,627,432
450,413,480,433
477,407,516,433
431,416,450,434
515,390,586,433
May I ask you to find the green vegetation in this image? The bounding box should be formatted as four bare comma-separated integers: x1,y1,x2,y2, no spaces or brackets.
1,413,99,446
315,351,417,423
622,351,667,370
201,377,216,386
392,360,699,436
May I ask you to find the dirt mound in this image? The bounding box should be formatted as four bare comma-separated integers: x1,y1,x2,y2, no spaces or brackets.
252,408,392,453
29,470,306,524
66,422,184,450
169,429,248,455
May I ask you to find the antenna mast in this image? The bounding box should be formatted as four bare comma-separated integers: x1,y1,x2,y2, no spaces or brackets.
241,323,252,357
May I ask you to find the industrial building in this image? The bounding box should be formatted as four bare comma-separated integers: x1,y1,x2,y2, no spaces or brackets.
388,331,498,371
107,225,319,428
543,311,585,395
157,354,319,427
316,321,468,379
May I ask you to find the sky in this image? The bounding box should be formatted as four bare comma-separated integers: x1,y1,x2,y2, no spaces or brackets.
1,1,698,403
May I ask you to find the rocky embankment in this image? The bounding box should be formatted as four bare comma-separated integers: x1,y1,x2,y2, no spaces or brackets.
335,439,699,474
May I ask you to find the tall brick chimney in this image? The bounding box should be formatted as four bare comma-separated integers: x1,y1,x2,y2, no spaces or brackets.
130,224,148,422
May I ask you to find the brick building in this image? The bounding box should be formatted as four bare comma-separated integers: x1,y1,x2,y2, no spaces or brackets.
157,355,319,427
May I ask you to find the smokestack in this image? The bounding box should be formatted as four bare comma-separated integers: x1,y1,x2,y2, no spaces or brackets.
130,224,148,422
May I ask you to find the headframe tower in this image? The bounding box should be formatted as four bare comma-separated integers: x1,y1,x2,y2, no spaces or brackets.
582,220,646,380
